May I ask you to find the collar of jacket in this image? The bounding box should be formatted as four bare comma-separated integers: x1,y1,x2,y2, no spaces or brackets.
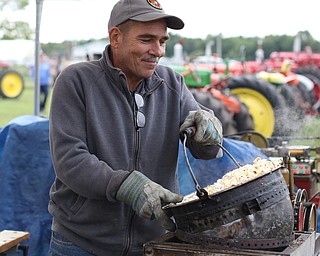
99,44,164,96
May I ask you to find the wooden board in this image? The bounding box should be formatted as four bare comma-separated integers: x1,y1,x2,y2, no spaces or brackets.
0,230,30,253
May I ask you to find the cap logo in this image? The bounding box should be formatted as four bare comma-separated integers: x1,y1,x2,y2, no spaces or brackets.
147,0,162,10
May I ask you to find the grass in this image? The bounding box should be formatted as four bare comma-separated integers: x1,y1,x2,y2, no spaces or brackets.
0,65,52,128
0,83,52,128
288,116,320,148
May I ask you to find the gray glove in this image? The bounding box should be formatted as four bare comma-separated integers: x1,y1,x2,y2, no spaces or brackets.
179,109,223,145
116,171,183,231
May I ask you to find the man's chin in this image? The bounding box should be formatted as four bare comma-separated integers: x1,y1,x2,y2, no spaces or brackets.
143,68,157,77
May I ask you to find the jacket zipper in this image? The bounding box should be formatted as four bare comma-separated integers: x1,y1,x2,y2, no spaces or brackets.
121,94,142,256
122,209,135,256
122,79,163,255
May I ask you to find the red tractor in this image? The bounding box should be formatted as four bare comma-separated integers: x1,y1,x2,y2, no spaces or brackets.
172,49,320,138
246,50,320,116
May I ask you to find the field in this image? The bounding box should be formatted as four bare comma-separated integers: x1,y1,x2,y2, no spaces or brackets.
287,116,320,148
0,83,51,128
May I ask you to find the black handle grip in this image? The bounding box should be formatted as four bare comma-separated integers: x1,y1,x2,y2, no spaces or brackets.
183,127,196,137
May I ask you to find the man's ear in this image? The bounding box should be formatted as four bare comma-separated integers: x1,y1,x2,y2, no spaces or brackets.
109,27,122,49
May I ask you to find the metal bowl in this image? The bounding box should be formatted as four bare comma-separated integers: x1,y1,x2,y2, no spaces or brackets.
164,167,294,249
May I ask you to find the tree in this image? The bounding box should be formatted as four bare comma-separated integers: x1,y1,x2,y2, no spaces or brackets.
0,0,33,40
0,19,34,40
0,0,29,11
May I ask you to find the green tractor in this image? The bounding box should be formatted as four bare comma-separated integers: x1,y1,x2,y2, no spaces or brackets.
0,62,25,99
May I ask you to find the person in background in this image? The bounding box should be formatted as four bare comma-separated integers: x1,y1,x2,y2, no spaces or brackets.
47,0,223,255
31,53,51,111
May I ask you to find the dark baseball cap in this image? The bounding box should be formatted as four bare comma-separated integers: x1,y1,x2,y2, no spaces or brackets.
108,0,184,31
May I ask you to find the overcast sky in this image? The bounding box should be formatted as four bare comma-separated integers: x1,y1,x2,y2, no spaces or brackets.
2,0,320,44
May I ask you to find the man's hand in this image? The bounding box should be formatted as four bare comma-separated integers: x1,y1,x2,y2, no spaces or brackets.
179,110,223,145
116,171,183,231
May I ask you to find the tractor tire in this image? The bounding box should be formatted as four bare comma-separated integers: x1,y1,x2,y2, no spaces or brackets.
294,66,320,81
279,84,309,129
297,81,313,106
190,88,237,135
0,69,24,99
230,94,254,133
294,66,320,111
227,75,288,137
279,84,304,115
298,74,320,112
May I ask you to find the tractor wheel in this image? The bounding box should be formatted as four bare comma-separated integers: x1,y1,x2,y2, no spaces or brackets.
298,81,313,107
294,66,320,111
279,84,308,132
190,88,237,135
280,84,304,115
227,75,287,137
231,95,254,133
294,65,320,81
301,74,320,105
0,69,25,99
298,74,320,112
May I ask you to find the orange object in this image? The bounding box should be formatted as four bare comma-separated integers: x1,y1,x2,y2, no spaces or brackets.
201,87,241,113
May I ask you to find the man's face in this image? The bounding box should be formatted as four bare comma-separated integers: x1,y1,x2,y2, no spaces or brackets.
113,20,169,89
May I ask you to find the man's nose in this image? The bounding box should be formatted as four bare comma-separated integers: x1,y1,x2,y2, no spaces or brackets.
149,42,165,57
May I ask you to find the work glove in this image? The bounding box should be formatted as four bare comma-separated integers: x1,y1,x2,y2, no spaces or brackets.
179,109,223,145
116,171,183,231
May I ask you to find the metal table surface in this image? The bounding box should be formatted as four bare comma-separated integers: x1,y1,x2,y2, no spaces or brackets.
144,231,320,256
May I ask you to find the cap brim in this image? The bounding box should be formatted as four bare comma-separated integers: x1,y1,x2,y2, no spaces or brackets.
131,13,184,30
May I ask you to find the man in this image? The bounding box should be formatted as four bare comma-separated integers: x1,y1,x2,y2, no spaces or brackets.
48,0,223,255
31,53,51,111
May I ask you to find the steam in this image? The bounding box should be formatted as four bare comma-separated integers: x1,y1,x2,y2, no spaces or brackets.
273,105,306,137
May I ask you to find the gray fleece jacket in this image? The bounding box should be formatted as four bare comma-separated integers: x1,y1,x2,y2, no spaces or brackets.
48,45,220,256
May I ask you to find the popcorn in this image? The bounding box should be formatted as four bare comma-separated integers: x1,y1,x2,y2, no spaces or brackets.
181,157,280,203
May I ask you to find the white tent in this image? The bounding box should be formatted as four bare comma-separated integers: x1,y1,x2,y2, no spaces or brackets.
0,39,36,65
72,39,108,61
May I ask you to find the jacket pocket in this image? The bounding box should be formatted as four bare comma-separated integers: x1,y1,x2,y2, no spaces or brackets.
69,195,86,214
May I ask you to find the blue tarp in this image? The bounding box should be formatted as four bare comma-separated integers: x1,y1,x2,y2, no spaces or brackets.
0,115,278,255
0,115,55,256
